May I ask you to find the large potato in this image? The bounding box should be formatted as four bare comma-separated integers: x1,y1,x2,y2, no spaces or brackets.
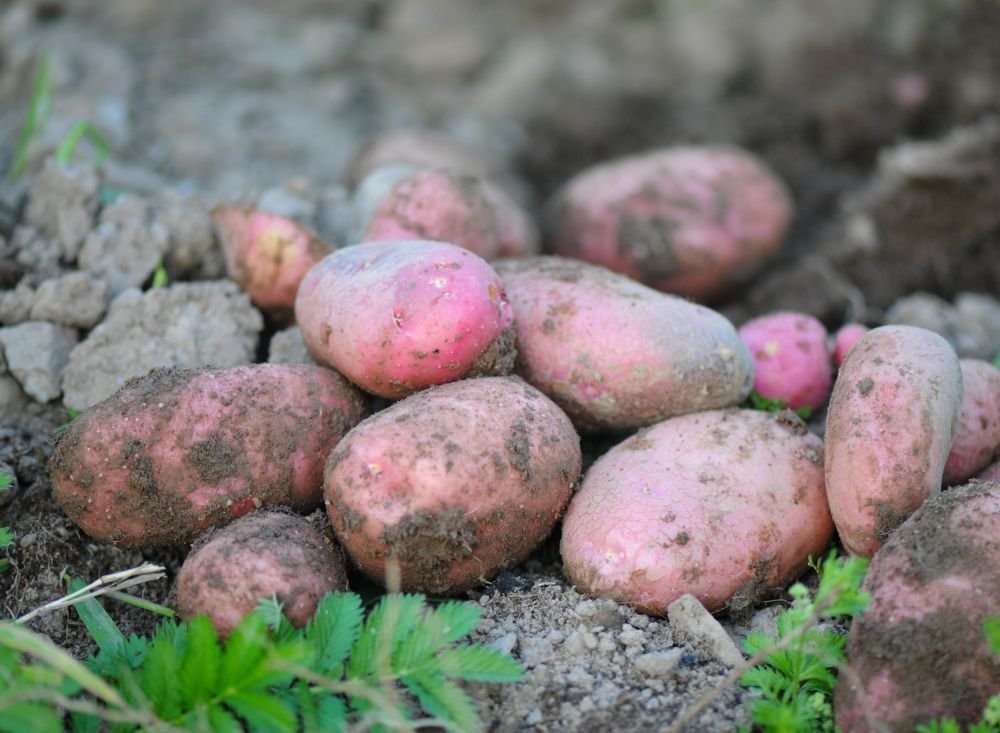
942,359,1000,486
324,376,581,594
50,364,369,548
493,256,754,432
546,146,792,300
834,481,1000,732
825,325,963,556
560,408,832,615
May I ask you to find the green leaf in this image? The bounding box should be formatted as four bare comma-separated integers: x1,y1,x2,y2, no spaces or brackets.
54,121,109,169
8,51,52,180
993,352,1000,370
178,615,221,707
206,705,243,733
984,616,1000,656
0,703,63,733
219,614,267,691
0,471,12,490
139,622,184,720
402,673,479,733
150,261,169,289
67,577,126,658
254,596,296,642
306,592,364,674
67,710,101,733
436,645,523,682
226,689,297,733
0,527,13,549
430,601,481,643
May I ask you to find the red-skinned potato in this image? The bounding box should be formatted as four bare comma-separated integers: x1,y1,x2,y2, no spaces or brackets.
942,359,1000,486
978,460,1000,481
547,146,792,300
832,323,869,367
50,364,368,548
324,376,581,594
825,325,963,557
560,408,832,615
834,481,1000,732
175,511,349,637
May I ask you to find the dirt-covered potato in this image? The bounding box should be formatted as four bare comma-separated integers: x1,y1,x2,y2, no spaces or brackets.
50,364,369,548
942,359,1000,486
295,240,516,398
494,256,754,432
546,146,792,300
834,481,1000,732
560,408,832,615
175,511,349,636
825,325,963,556
324,376,581,594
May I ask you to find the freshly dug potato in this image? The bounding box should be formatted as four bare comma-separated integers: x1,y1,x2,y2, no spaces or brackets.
943,359,1000,485
352,165,539,260
825,325,963,556
738,311,833,411
561,408,832,615
493,256,754,432
295,241,515,398
324,376,581,594
212,205,334,310
834,481,1000,732
50,364,369,548
175,511,349,636
547,146,792,300
832,323,869,367
345,130,495,188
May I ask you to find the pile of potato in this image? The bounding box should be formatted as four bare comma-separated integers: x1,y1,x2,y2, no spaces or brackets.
49,133,1000,730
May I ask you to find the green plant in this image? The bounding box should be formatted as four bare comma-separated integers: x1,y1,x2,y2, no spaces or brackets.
743,390,813,421
7,51,52,180
0,470,13,574
150,261,169,289
54,121,109,169
54,407,81,436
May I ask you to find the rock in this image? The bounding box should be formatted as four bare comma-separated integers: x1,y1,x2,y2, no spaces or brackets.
634,649,683,678
489,632,518,656
954,292,1000,358
0,282,37,325
24,160,100,262
667,594,744,668
0,321,78,402
885,291,1000,360
29,272,109,329
60,281,263,410
267,325,315,364
0,374,30,425
12,227,63,283
156,191,225,280
258,181,317,223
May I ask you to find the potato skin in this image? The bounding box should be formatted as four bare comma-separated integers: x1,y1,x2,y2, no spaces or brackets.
942,359,1000,486
560,408,832,615
50,364,369,548
978,460,1000,481
324,376,581,594
175,511,349,637
834,481,1000,732
494,256,754,432
295,241,516,399
832,323,869,367
547,146,792,300
824,326,963,556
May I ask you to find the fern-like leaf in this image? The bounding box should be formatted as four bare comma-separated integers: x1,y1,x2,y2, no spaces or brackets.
305,592,364,674
178,615,222,707
402,672,479,733
436,644,524,682
226,689,297,733
139,621,185,721
431,601,482,643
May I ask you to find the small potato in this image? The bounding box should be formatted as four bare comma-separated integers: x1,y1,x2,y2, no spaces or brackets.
212,205,334,310
295,241,515,398
494,256,754,432
943,359,1000,485
175,511,349,636
547,146,792,300
352,166,539,260
832,323,869,367
834,481,1000,732
560,408,832,615
345,131,495,188
50,364,369,548
738,311,833,411
825,326,963,556
324,376,581,594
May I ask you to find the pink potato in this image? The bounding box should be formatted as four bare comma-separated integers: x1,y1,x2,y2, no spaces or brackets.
832,322,869,367
738,311,833,411
175,511,349,636
324,376,581,594
834,481,1000,732
494,256,754,432
50,364,369,548
352,165,539,260
295,240,516,399
212,205,334,310
978,459,1000,481
943,359,1000,485
561,408,832,615
547,146,792,300
825,325,963,557
345,130,495,188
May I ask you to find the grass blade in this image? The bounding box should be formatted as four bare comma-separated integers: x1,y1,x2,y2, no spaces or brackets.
8,51,52,180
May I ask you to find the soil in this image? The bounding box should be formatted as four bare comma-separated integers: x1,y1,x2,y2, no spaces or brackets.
1,1,1000,731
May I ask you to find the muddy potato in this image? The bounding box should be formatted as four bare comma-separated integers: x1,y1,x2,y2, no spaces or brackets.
834,481,1000,732
175,511,349,636
560,408,832,615
942,359,1000,486
825,325,963,556
324,376,581,594
50,364,369,548
494,256,754,432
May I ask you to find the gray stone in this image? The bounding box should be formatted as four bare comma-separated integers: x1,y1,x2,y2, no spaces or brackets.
0,321,78,402
634,649,683,678
667,594,744,668
268,325,316,365
886,291,1000,360
61,281,262,410
258,182,317,223
488,632,518,656
25,160,100,262
954,292,1000,359
0,282,37,325
30,272,109,329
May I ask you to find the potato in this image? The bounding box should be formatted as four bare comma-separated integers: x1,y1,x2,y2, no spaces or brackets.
547,146,792,300
978,460,1000,481
50,364,369,548
212,205,334,310
175,511,349,636
832,322,869,367
738,311,833,411
834,481,1000,732
324,376,581,594
345,131,495,188
493,256,754,432
560,408,832,615
943,359,1000,486
352,165,539,260
295,240,516,398
825,325,963,556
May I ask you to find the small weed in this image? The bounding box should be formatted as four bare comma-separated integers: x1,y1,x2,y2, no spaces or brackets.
54,407,81,436
0,470,13,574
54,121,109,169
150,261,169,289
743,390,813,421
7,51,52,180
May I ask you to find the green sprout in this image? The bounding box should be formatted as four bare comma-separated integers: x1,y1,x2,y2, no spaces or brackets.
7,51,53,180
150,261,169,289
54,121,110,169
744,391,813,421
0,470,13,574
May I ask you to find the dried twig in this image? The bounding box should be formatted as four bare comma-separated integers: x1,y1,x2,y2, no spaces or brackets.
15,563,166,624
